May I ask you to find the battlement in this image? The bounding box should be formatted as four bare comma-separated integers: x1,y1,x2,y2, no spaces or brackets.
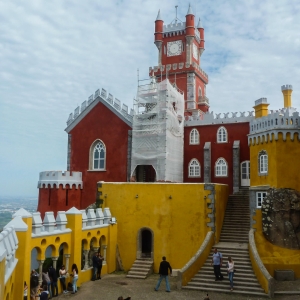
37,171,83,189
254,97,268,106
1,206,117,299
249,107,300,135
163,22,186,33
66,88,134,127
185,110,254,126
149,62,208,81
281,84,293,91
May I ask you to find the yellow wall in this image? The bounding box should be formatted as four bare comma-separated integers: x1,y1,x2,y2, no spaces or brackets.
250,133,300,189
98,183,228,272
253,209,300,278
0,207,117,300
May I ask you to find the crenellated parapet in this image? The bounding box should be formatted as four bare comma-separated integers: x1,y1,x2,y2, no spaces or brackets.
149,62,208,82
248,107,300,145
37,171,83,189
184,110,254,126
0,206,117,300
0,226,18,283
66,88,134,127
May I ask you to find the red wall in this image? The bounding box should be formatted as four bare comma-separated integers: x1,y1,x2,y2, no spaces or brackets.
184,122,250,193
37,184,82,219
69,102,131,209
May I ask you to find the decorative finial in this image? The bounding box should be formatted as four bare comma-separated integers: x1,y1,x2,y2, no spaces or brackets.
156,9,162,21
197,18,203,28
187,3,193,15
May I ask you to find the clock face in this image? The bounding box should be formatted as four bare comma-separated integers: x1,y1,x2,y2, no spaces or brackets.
167,41,182,57
193,43,198,60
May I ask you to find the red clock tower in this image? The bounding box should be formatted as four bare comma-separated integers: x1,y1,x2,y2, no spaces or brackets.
150,4,209,116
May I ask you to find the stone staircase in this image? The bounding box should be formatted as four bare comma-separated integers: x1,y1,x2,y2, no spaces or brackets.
182,188,268,297
126,259,153,279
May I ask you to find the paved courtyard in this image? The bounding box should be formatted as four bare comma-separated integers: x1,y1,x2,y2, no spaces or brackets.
55,272,300,300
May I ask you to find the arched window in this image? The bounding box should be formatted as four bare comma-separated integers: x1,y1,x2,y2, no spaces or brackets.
189,159,201,177
215,158,228,177
217,126,227,143
258,150,268,174
89,140,106,170
190,128,199,144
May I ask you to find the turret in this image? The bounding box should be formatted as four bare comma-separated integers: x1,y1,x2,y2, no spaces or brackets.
185,4,195,37
281,84,293,108
197,18,205,56
154,10,163,50
253,98,269,118
37,171,83,218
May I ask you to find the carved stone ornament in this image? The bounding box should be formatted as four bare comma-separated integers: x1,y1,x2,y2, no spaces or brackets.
262,188,300,249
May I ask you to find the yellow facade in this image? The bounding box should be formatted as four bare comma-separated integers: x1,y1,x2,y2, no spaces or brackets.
249,87,300,281
0,207,117,300
253,103,269,118
250,133,300,189
98,182,228,272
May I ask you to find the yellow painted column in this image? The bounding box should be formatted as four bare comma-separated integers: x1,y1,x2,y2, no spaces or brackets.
281,84,293,108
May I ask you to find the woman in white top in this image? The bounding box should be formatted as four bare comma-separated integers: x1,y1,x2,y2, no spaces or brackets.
59,265,68,294
227,256,235,291
71,263,79,294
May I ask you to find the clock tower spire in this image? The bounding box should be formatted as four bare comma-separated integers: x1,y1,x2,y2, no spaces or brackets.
150,4,209,115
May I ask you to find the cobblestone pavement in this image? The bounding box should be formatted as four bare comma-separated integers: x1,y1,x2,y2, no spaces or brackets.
56,273,300,300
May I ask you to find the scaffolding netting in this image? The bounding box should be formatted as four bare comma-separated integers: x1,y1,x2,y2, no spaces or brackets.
131,78,184,182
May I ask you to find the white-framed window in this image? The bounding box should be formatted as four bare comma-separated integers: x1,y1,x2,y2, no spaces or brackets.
190,128,200,144
217,126,227,143
89,140,106,170
258,150,268,174
189,159,201,177
256,191,267,208
215,158,228,177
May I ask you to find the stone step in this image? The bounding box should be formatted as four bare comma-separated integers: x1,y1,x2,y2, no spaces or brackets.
199,266,255,275
188,279,263,290
128,270,148,275
182,286,267,297
130,267,150,272
133,260,153,265
207,256,251,264
126,274,146,279
193,273,257,283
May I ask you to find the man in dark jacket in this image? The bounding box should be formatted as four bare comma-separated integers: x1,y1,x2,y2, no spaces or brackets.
48,265,58,297
92,252,98,281
154,256,172,292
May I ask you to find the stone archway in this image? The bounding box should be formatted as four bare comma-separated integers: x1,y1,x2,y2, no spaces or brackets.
137,227,154,259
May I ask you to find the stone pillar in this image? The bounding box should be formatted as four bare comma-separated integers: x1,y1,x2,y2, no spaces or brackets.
52,256,59,270
203,142,211,183
83,250,89,270
64,254,70,272
233,141,240,193
93,247,100,253
102,245,107,265
37,260,44,285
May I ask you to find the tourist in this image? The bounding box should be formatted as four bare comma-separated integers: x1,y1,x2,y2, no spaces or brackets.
23,281,28,300
227,256,235,291
42,269,52,298
59,265,69,294
92,252,98,281
211,248,223,281
38,285,49,300
154,256,172,292
30,270,39,300
48,265,58,297
70,263,79,294
97,253,104,279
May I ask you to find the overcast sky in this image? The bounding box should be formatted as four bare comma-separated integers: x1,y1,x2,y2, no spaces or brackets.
1,0,300,197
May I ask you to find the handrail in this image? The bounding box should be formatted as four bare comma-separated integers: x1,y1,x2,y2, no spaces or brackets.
249,229,274,298
177,231,214,288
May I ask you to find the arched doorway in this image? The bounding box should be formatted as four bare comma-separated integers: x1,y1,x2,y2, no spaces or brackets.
135,165,156,182
137,227,154,259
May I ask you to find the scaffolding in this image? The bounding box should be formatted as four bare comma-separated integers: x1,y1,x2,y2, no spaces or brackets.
131,78,184,182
